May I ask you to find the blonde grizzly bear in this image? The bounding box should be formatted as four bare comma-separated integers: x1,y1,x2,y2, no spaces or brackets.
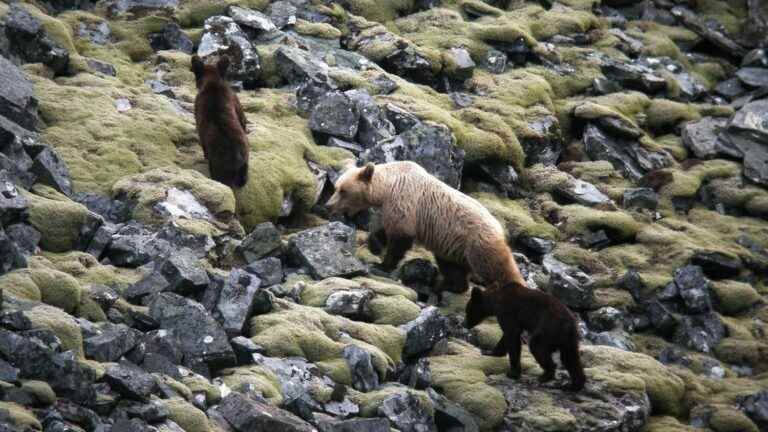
191,55,250,188
327,161,527,299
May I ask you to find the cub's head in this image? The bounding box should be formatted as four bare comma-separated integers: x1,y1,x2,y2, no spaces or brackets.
191,55,230,89
326,161,376,217
463,287,493,329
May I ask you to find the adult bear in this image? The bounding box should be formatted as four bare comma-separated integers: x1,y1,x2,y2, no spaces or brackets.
326,161,527,300
191,55,249,188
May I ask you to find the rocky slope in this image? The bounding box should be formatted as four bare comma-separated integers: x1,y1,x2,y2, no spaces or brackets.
0,0,767,431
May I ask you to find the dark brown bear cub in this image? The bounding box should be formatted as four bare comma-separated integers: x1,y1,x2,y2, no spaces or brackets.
191,55,249,188
464,283,586,391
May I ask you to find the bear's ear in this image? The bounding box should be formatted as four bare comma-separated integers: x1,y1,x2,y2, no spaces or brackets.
191,55,204,78
217,56,231,77
359,162,375,183
340,158,357,172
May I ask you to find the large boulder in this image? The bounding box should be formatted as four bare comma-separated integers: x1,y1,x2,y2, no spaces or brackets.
287,222,367,280
721,100,768,186
0,56,40,131
197,16,261,88
3,4,69,75
217,392,315,432
583,123,671,181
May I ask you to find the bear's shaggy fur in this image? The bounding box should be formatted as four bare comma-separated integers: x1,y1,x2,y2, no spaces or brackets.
464,283,586,391
191,55,249,188
327,161,527,298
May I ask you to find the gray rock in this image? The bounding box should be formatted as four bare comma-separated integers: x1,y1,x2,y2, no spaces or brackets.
427,388,478,432
622,188,658,210
673,312,725,353
383,46,438,85
76,21,112,45
400,307,449,359
245,257,283,287
736,67,768,88
217,392,315,432
443,47,475,80
363,122,465,189
148,293,235,368
30,146,73,197
378,389,437,432
106,0,179,15
158,248,210,296
104,360,157,402
239,222,282,263
0,172,28,226
268,1,297,29
275,45,330,85
342,345,379,392
587,307,623,332
86,58,117,76
600,58,666,94
83,322,141,362
149,23,194,54
383,104,420,134
73,192,132,223
296,78,336,117
0,115,36,188
0,56,40,131
714,77,747,100
690,251,742,279
0,359,19,384
309,91,360,140
722,100,768,185
555,178,611,207
520,114,563,166
396,358,431,390
590,330,636,352
4,4,69,75
198,16,260,88
398,259,438,301
371,74,399,95
543,255,594,310
670,6,747,57
124,271,170,303
216,269,263,337
673,265,712,314
231,336,264,365
345,89,395,149
318,418,390,432
738,391,768,430
287,222,366,280
681,117,737,159
482,48,507,74
326,137,364,155
0,228,26,276
325,289,374,320
584,123,672,180
476,162,520,197
228,6,277,33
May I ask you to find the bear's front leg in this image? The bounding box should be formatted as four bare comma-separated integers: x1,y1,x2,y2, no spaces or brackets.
378,235,413,272
504,325,523,379
482,337,508,357
367,228,388,256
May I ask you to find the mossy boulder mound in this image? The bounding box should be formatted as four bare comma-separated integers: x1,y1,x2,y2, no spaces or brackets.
25,186,101,253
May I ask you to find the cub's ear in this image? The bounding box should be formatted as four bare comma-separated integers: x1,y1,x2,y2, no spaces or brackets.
359,162,375,183
191,55,204,78
217,56,231,77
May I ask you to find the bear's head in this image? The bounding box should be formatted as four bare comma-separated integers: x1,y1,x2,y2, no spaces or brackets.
191,55,230,90
463,287,493,329
326,161,376,217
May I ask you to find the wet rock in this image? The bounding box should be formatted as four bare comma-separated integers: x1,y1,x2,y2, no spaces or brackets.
690,251,742,279
309,91,360,141
198,16,260,88
86,58,117,76
622,188,658,210
383,104,420,134
673,265,713,313
520,115,563,166
228,6,277,33
342,345,379,392
0,330,95,402
287,222,366,280
149,23,193,54
106,0,179,15
681,117,736,159
83,322,141,362
398,259,438,301
587,307,623,332
673,312,725,353
517,236,555,262
714,77,747,100
371,74,399,95
383,47,438,85
0,228,26,276
721,100,768,185
482,48,507,74
275,46,330,85
0,173,28,226
427,388,478,432
231,336,264,365
318,418,390,432
239,222,282,263
0,56,39,131
363,122,464,189
148,293,235,368
4,4,69,75
736,67,768,88
600,58,666,94
217,392,315,432
104,360,157,402
245,257,283,287
443,47,475,81
76,21,111,45
73,192,132,224
498,37,531,67
125,271,170,304
555,178,611,207
327,138,364,155
158,248,210,296
583,123,672,181
30,146,73,197
670,6,747,58
268,1,297,29
401,307,449,359
474,162,520,197
296,78,336,117
738,390,768,430
395,358,431,390
0,115,36,187
543,255,595,309
0,359,19,384
325,289,373,320
345,89,395,149
589,330,636,352
378,389,436,432
216,269,262,337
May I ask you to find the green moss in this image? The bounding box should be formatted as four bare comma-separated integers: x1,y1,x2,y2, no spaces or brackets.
111,16,170,62
714,339,768,373
557,205,641,241
24,186,95,253
581,345,685,416
0,271,42,302
644,100,732,132
165,398,213,432
473,192,558,239
219,366,283,405
250,299,404,383
175,0,271,27
24,304,84,358
643,416,699,432
20,380,57,406
345,0,415,23
694,404,759,432
712,281,761,316
27,266,83,314
657,160,741,208
368,296,421,325
352,385,433,418
0,402,42,430
181,374,221,405
37,252,141,289
527,4,599,40
696,0,747,36
295,20,342,39
556,92,651,140
111,166,236,225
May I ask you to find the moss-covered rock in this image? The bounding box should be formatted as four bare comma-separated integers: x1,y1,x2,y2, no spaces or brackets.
0,401,42,430
219,366,283,405
164,398,213,432
712,281,761,315
22,304,85,358
25,186,99,253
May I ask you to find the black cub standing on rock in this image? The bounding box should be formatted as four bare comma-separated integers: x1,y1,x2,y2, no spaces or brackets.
464,282,586,391
191,55,250,188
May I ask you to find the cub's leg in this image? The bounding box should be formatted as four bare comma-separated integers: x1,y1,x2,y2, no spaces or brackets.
498,317,522,379
529,334,557,383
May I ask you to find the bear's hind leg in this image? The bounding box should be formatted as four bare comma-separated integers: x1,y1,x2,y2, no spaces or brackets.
378,235,413,272
560,334,586,391
530,335,556,383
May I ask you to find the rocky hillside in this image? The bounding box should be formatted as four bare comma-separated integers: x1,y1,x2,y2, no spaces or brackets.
0,0,767,430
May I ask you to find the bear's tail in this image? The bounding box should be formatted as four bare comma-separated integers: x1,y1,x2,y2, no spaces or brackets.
234,161,249,188
560,327,586,391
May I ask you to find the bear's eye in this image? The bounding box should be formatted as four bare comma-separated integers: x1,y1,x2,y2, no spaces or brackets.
338,189,346,196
